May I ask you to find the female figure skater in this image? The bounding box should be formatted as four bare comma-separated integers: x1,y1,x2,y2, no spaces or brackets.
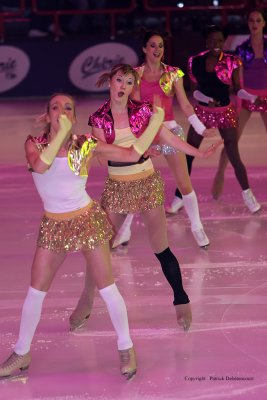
212,8,267,199
173,25,261,213
0,92,163,380
115,30,219,250
69,64,222,333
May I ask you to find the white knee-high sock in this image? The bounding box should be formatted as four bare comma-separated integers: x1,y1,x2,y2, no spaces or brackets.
14,286,47,355
99,283,133,351
182,190,203,231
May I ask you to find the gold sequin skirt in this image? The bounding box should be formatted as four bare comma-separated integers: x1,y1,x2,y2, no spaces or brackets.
195,104,238,129
100,170,165,214
37,202,113,252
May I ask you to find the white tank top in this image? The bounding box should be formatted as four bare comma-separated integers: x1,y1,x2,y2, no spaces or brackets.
32,157,91,213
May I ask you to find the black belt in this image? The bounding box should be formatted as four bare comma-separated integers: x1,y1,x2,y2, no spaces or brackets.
108,155,149,167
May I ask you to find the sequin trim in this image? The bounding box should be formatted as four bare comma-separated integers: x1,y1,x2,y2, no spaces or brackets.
89,99,153,144
26,134,97,176
152,123,185,155
188,51,242,86
160,68,184,96
242,97,267,113
135,63,184,97
68,136,97,176
194,104,238,129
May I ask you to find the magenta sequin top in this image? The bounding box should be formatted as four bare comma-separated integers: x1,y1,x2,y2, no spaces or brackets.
135,63,184,121
88,98,153,144
188,50,242,86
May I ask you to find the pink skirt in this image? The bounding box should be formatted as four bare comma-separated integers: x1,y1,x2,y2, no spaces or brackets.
242,88,267,113
194,104,238,129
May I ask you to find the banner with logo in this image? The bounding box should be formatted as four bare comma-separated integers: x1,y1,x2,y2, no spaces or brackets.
69,42,138,92
0,38,139,97
0,46,30,93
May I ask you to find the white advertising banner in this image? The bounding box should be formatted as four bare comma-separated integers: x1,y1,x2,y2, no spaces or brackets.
0,46,30,93
69,42,138,92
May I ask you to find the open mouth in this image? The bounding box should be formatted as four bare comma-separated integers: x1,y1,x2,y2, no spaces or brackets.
118,91,124,97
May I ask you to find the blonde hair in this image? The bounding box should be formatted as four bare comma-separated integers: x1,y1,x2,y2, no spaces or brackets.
96,63,140,87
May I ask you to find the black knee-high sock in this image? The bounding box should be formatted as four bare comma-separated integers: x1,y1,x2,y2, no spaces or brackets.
155,247,189,305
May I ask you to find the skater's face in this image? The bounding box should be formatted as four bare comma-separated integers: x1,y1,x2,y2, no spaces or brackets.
143,35,164,62
248,11,266,35
109,70,135,101
206,31,225,56
46,95,76,133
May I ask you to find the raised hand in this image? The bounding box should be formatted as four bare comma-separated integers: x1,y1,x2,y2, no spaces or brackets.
59,114,72,135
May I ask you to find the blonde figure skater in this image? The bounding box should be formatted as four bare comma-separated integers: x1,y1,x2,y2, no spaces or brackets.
69,64,222,333
0,92,164,380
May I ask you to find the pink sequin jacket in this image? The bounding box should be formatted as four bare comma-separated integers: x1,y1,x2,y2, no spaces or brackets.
188,50,242,86
88,98,153,144
188,50,242,106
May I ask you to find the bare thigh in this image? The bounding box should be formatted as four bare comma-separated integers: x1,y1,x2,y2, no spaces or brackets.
82,244,114,289
106,212,128,237
31,247,66,291
142,206,169,253
164,152,193,195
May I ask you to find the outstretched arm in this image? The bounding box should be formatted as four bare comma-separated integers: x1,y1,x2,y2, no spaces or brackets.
94,138,141,162
157,125,223,159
